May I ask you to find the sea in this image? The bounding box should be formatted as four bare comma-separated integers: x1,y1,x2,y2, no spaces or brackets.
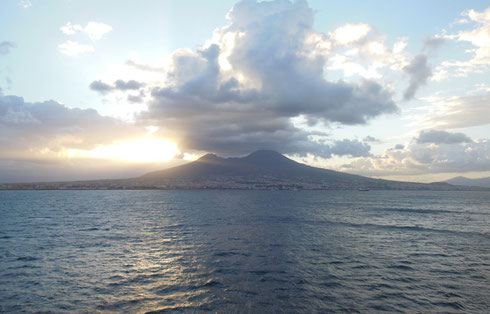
0,190,489,313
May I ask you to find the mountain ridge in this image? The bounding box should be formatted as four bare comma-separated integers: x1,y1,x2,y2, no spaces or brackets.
1,150,488,191
445,176,490,188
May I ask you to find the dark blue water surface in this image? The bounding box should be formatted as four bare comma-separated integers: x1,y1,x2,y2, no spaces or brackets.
0,190,489,312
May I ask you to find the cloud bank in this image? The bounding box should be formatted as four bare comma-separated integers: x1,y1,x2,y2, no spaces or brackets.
418,93,490,129
340,130,490,176
416,130,472,144
137,0,396,156
0,95,145,160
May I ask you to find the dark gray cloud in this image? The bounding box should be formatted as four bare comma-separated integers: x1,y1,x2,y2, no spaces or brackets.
89,80,113,94
416,129,472,144
423,36,447,51
90,79,145,94
403,54,432,100
140,0,397,156
0,41,15,55
394,144,404,150
127,94,143,103
326,139,371,158
114,80,144,90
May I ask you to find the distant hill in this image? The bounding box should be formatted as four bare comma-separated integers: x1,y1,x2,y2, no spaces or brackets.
1,150,488,190
446,176,490,188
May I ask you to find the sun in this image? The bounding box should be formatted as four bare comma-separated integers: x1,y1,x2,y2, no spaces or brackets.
67,138,180,163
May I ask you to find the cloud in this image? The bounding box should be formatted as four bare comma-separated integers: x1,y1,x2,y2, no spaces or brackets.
363,136,379,142
0,41,16,55
114,80,144,90
60,22,84,35
416,130,472,144
456,8,490,65
419,93,490,129
84,22,113,41
326,22,409,80
403,54,432,100
434,7,490,79
60,21,113,41
89,79,145,94
125,59,165,73
423,36,447,50
329,23,372,45
89,80,113,94
138,0,396,157
19,0,31,9
0,95,145,160
58,41,94,56
0,94,192,183
326,139,371,158
339,130,490,176
127,94,144,103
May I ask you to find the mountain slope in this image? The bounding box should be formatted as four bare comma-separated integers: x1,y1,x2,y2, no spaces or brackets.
137,150,472,190
141,150,368,183
2,150,487,190
446,176,490,188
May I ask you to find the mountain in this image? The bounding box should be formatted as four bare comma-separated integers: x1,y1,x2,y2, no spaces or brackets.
1,150,487,190
141,150,369,185
446,176,490,188
136,150,480,190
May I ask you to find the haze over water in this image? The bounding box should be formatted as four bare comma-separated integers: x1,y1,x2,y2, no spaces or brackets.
0,190,489,312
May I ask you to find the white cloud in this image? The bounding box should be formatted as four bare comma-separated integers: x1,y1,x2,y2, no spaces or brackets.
325,23,409,80
59,21,113,41
60,22,84,35
58,41,94,56
434,7,490,79
19,0,31,9
456,8,490,65
84,22,113,41
329,23,372,45
393,38,408,54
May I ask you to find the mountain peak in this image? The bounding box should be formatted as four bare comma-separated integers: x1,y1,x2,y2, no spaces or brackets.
246,150,284,158
197,153,221,162
241,150,297,169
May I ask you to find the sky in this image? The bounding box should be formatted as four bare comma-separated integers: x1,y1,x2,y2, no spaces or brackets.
1,0,490,183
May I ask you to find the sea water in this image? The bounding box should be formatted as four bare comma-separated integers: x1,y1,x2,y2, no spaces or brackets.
0,190,489,312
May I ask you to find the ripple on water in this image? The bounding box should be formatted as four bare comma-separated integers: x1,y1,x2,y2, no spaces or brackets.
0,190,489,312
